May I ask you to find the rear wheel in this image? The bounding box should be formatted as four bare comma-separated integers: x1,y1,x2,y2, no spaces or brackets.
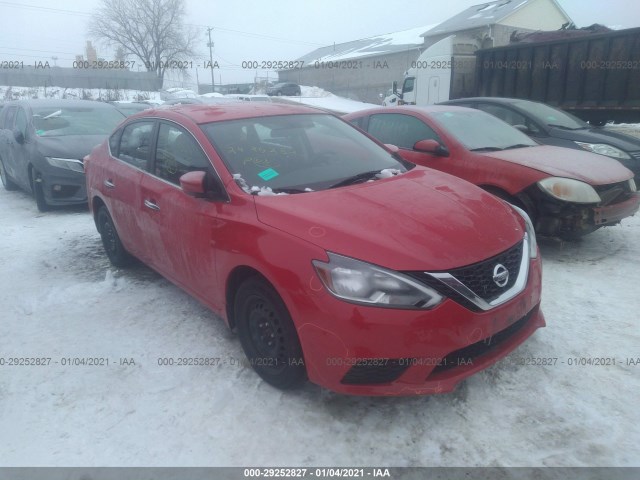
97,206,133,267
30,169,49,212
0,159,18,191
234,277,306,389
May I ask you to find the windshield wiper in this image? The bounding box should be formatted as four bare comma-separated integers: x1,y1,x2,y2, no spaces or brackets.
271,187,307,194
470,146,504,152
547,124,586,131
329,170,382,189
503,144,533,149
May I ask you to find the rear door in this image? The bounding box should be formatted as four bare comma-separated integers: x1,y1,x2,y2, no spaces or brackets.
138,121,223,301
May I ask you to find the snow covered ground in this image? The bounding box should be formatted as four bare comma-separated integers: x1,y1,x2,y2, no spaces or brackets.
1,179,639,467
272,85,380,113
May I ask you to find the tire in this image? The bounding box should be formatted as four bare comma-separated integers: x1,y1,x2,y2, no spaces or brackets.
234,277,306,389
0,159,18,191
97,206,133,268
30,169,49,212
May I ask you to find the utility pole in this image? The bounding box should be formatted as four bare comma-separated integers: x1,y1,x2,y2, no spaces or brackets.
206,27,215,93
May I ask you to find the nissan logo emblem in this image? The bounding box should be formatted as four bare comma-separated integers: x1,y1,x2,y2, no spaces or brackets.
493,264,509,288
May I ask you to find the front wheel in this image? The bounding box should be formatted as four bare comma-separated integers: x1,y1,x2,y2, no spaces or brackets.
97,206,133,267
234,277,306,389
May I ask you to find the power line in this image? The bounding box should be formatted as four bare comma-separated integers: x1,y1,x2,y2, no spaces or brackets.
0,1,92,16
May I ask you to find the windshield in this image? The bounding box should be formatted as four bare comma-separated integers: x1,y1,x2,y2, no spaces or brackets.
31,105,125,136
201,114,410,192
513,100,588,130
431,109,538,151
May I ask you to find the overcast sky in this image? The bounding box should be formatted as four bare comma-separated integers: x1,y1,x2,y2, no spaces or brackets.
0,0,638,87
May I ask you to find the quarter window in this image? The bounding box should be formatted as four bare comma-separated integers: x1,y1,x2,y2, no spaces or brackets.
368,113,441,150
154,123,211,185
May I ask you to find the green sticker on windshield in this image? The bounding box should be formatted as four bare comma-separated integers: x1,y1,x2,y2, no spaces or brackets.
258,168,279,181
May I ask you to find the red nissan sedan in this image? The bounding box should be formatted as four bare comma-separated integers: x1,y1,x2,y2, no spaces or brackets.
345,106,639,239
85,103,545,396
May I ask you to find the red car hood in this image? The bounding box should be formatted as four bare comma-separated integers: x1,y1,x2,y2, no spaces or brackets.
483,145,633,185
255,168,524,271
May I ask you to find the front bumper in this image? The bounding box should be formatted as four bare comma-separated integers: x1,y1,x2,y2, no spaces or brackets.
531,187,639,238
593,193,640,225
293,258,544,396
35,159,87,206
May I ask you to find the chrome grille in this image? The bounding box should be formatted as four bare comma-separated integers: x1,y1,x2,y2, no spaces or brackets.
407,235,530,312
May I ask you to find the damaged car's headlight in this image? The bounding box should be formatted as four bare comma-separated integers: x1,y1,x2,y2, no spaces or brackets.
574,142,631,160
538,177,601,204
313,253,443,309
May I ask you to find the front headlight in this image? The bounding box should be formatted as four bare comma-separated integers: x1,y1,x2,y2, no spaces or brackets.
538,177,601,204
508,204,537,258
312,252,443,309
629,178,637,192
574,141,631,160
46,157,84,173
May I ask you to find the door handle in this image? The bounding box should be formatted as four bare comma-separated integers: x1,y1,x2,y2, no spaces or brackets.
144,199,160,211
104,179,115,189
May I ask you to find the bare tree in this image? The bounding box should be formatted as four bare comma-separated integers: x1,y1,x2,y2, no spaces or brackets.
89,0,198,88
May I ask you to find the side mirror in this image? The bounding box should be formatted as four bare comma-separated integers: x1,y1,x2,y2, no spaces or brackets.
180,170,227,201
13,130,25,145
414,139,449,157
514,124,529,133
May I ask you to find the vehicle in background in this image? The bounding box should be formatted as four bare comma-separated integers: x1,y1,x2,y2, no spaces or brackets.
0,99,125,211
439,97,640,182
392,27,640,124
109,101,152,117
266,83,301,96
345,106,639,239
85,102,544,396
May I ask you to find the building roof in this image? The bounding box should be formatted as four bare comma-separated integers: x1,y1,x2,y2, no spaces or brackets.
295,24,436,65
423,0,568,37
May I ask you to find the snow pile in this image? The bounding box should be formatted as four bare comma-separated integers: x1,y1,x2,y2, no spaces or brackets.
300,85,333,98
286,85,379,114
250,186,289,196
376,168,402,179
